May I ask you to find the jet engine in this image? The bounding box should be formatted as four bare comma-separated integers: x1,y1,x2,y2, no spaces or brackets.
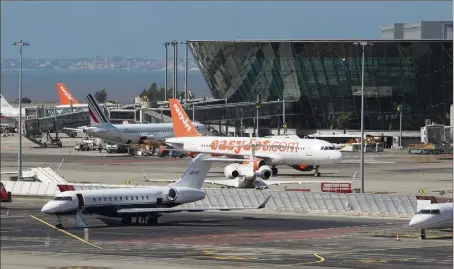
224,163,272,180
291,164,315,172
224,163,242,179
255,165,272,180
241,158,266,170
167,187,206,204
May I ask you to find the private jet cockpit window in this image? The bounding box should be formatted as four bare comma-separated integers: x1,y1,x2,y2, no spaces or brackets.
417,209,441,215
321,146,336,150
53,196,73,201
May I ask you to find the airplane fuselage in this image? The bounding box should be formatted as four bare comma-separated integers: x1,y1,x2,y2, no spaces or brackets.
85,123,208,145
166,136,342,166
41,187,202,218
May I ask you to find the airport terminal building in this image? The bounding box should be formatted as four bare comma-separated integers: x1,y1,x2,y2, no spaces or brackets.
188,39,452,134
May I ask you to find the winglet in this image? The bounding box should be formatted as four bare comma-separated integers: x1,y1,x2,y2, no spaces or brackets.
169,98,200,137
257,195,272,209
56,82,80,105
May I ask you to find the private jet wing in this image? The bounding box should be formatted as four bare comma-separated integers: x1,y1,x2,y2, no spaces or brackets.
117,195,271,214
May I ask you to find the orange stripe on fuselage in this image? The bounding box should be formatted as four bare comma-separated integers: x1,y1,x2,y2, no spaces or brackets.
56,82,80,105
209,139,299,154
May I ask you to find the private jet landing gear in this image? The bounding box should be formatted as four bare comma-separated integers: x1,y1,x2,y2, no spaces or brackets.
314,165,321,177
272,166,278,176
146,214,161,225
420,229,427,240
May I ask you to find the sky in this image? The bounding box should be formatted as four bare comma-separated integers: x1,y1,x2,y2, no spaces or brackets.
1,1,452,59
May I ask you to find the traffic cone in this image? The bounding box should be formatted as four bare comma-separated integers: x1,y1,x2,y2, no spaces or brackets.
396,234,400,241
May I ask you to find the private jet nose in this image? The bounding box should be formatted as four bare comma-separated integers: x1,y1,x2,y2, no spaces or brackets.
41,202,58,214
409,216,425,228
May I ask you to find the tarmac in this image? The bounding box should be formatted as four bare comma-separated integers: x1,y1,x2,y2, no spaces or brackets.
1,200,452,269
1,134,453,268
1,135,453,196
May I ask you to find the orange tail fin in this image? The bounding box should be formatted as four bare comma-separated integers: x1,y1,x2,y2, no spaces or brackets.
56,82,80,105
169,98,200,137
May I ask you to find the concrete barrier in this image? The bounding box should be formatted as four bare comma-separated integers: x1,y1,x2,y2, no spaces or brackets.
2,181,417,218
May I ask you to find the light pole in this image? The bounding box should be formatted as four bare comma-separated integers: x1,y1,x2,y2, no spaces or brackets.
255,94,261,137
397,105,403,148
353,41,372,193
180,41,189,107
164,42,170,102
171,41,178,99
13,40,30,181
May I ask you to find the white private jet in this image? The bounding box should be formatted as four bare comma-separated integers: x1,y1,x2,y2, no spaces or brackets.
409,202,453,239
65,94,208,145
1,94,25,119
165,99,343,180
41,154,271,228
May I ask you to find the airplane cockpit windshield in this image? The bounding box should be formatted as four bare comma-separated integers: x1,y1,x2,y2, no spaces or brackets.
321,146,336,150
53,196,73,201
417,209,441,215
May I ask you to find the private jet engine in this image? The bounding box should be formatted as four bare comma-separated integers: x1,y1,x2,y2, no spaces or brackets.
224,163,273,180
167,187,206,204
256,165,272,180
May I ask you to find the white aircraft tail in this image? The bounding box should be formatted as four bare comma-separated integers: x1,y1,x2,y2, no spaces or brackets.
1,95,14,109
169,154,212,190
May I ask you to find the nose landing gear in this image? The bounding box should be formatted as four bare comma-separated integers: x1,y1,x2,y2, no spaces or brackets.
420,229,427,240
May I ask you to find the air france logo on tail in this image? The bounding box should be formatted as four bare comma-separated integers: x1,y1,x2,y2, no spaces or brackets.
173,103,192,133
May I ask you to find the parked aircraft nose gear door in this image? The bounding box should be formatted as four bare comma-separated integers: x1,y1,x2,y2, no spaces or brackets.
76,193,85,210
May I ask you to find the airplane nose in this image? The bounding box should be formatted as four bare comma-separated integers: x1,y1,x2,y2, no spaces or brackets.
41,203,54,214
409,217,421,228
334,150,343,160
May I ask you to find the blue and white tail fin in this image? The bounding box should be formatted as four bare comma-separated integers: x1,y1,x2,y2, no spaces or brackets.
1,95,14,109
86,94,111,126
169,154,212,190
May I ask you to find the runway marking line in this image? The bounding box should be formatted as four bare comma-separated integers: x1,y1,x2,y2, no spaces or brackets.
29,215,103,250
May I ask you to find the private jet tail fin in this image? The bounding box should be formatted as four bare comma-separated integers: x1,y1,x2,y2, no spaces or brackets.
56,82,80,105
169,154,212,190
86,94,111,126
169,98,200,137
1,95,13,109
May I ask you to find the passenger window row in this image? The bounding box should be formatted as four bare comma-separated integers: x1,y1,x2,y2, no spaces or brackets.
92,195,150,202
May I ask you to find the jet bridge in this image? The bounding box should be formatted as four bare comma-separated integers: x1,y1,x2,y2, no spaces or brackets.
23,108,90,148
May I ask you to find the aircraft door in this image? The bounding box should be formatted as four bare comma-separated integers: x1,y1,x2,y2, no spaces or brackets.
76,193,85,210
305,146,313,156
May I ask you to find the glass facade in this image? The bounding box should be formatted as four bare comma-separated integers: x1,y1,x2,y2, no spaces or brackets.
189,40,453,131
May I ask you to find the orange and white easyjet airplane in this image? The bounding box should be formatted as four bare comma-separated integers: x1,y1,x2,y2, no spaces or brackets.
54,82,88,108
165,99,345,188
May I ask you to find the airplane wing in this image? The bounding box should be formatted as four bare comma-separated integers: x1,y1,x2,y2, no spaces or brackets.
63,127,84,133
117,195,271,214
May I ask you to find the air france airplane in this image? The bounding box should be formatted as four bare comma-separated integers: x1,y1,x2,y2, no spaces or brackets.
41,154,271,228
67,94,208,145
165,99,343,181
409,202,453,239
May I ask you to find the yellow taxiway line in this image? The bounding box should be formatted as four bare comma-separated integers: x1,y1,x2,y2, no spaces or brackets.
30,215,103,250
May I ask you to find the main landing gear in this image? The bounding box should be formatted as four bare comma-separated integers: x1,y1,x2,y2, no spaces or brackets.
121,213,162,226
314,165,321,177
272,166,278,176
420,229,427,240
